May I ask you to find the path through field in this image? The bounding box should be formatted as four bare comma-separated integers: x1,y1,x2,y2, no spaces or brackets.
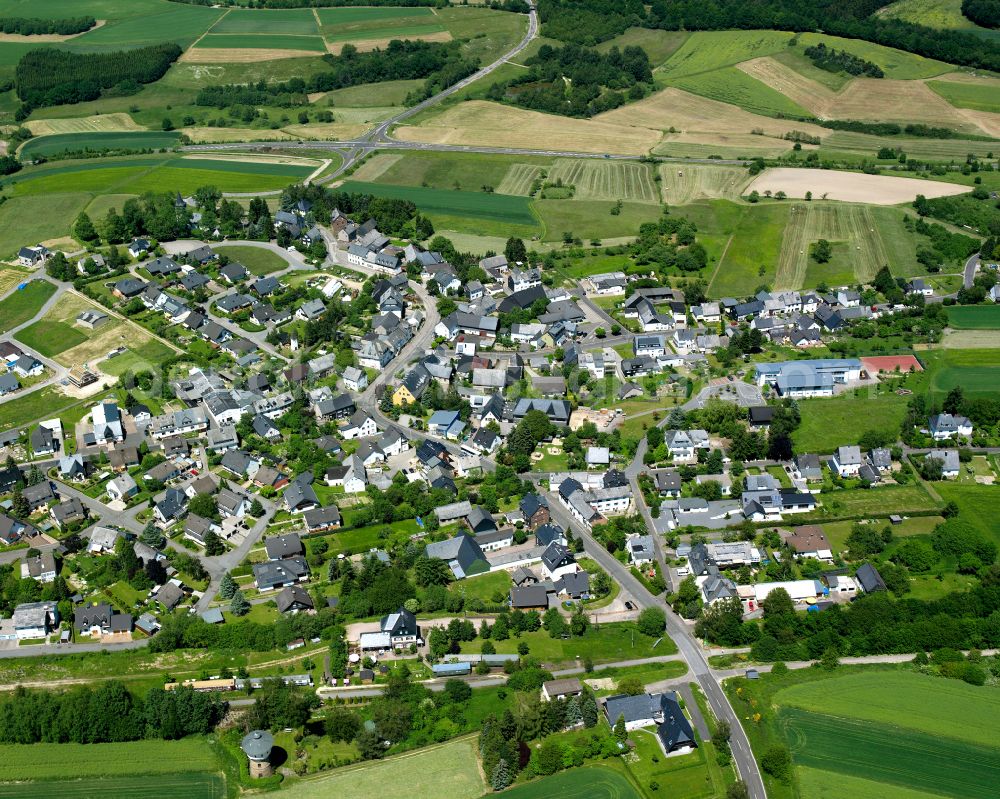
775,204,889,289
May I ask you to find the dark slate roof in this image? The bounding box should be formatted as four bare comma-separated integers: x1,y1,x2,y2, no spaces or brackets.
855,562,886,593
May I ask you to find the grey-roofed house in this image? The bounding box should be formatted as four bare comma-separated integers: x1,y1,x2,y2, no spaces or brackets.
603,691,696,754
425,532,489,579
855,562,886,593
253,557,310,591
265,532,303,560
283,476,319,513
276,585,314,613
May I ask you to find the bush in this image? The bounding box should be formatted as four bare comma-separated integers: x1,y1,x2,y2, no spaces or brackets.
761,744,791,782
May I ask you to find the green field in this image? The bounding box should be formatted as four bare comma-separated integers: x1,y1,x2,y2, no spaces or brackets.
339,179,538,232
196,33,325,51
0,773,225,799
535,199,661,243
280,737,484,799
317,5,444,42
212,244,288,275
776,670,1000,746
819,130,998,160
0,738,221,782
792,391,911,453
458,622,677,664
923,347,1000,401
498,766,642,799
596,28,690,65
15,320,86,357
7,156,312,198
0,280,56,335
656,30,792,79
797,766,952,799
780,706,1000,798
668,66,813,118
20,131,183,159
354,151,547,193
708,203,788,297
0,193,91,258
210,8,319,35
879,0,1000,41
795,32,953,79
945,305,1000,329
935,483,1000,544
928,80,1000,113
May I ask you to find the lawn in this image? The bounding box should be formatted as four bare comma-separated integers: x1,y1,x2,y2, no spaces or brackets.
19,132,182,159
945,305,1000,329
280,736,485,799
14,320,86,357
821,515,944,551
0,280,56,334
0,738,221,782
791,392,910,453
447,569,510,603
499,766,642,799
458,622,677,665
212,244,288,275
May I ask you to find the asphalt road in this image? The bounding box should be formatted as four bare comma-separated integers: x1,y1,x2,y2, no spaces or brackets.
964,252,980,289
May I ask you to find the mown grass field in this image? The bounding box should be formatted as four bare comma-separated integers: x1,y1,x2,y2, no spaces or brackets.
0,280,56,335
20,131,182,159
0,385,82,432
879,0,1000,41
779,706,1000,798
535,200,661,242
656,30,792,79
352,151,549,193
280,737,484,799
797,766,953,799
935,483,1000,544
498,766,642,799
945,305,1000,329
819,130,997,159
0,738,221,782
546,159,660,203
212,245,288,276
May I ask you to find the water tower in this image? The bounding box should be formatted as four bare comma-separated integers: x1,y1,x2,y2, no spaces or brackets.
241,729,274,778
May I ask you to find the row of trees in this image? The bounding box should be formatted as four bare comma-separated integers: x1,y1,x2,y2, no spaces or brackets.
0,682,224,744
0,16,94,35
15,43,181,110
803,42,884,77
962,0,1000,28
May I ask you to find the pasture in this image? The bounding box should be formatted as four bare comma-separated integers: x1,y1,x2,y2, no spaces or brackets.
747,168,967,205
535,200,662,243
20,131,182,159
0,280,56,335
879,0,1000,41
596,28,689,65
945,305,1000,329
779,707,1000,798
658,164,752,205
791,391,911,452
498,766,641,799
545,159,660,203
280,737,484,799
656,30,792,79
794,32,952,79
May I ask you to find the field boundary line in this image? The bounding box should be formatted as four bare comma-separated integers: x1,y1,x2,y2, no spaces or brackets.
195,7,230,46
312,7,322,30
706,207,745,295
